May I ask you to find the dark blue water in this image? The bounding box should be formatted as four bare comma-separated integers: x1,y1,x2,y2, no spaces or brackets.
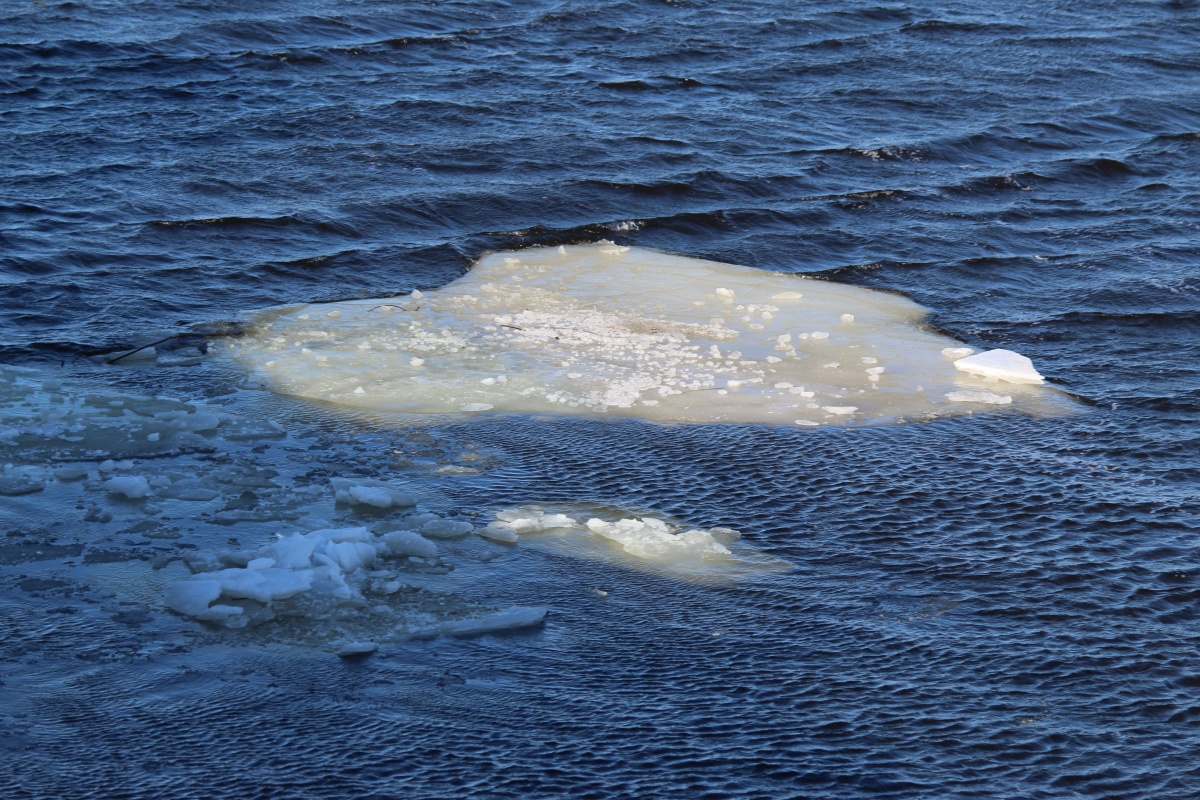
3,1,1200,798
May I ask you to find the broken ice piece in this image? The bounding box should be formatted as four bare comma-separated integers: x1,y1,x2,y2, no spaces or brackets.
104,475,151,499
822,406,857,415
945,390,1013,405
953,349,1044,385
337,641,378,658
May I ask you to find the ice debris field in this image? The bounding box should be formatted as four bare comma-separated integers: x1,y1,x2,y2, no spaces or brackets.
0,246,1077,653
0,364,775,652
224,244,1070,426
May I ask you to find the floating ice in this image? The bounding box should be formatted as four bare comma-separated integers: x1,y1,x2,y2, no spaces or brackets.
337,641,379,657
585,517,735,560
953,349,1044,385
488,505,788,582
946,390,1013,405
330,477,417,509
223,244,1071,425
431,606,548,637
103,475,151,499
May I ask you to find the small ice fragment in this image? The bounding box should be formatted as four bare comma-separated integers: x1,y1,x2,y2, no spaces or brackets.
822,406,857,415
353,386,365,394
942,347,974,359
438,606,548,636
337,641,378,658
148,432,161,441
567,373,583,379
794,420,820,426
411,289,424,300
945,390,1013,405
810,331,829,340
480,378,496,385
410,357,425,367
590,588,609,598
953,349,1044,385
822,362,840,368
772,291,803,300
862,357,878,364
345,486,396,508
326,310,341,318
715,288,735,299
420,519,475,539
104,475,151,499
164,580,222,617
557,246,567,255
774,382,793,389
866,367,885,375
55,464,88,482
840,314,854,323
460,403,493,412
477,526,519,544
382,530,438,558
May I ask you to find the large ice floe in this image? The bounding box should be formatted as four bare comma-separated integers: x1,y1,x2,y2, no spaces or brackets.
222,243,1073,425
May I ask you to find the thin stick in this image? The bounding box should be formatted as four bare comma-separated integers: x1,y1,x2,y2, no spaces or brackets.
106,334,180,365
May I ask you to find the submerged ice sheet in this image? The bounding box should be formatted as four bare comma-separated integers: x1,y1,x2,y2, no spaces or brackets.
224,244,1071,425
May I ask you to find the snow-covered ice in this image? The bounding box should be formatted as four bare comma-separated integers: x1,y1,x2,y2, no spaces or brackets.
953,349,1045,385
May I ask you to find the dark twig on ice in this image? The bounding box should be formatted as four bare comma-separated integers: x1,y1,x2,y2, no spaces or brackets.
106,333,182,365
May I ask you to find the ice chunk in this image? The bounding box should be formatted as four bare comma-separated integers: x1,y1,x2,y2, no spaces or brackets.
420,519,474,539
585,517,732,560
103,475,151,499
493,508,580,534
942,347,974,359
953,349,1044,385
324,540,376,571
381,530,438,558
437,606,547,636
206,566,313,603
338,641,378,657
477,525,519,543
822,406,857,415
0,465,45,495
330,478,417,509
946,390,1013,405
165,580,222,617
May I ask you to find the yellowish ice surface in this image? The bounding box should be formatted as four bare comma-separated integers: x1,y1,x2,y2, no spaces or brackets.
222,244,1075,425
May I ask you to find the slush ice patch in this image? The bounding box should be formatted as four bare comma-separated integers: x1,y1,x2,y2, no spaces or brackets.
223,245,1073,425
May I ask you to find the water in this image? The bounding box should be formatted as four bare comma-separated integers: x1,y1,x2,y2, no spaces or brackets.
2,1,1200,797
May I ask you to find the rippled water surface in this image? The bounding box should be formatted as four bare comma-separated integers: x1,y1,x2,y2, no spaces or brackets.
3,1,1200,798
